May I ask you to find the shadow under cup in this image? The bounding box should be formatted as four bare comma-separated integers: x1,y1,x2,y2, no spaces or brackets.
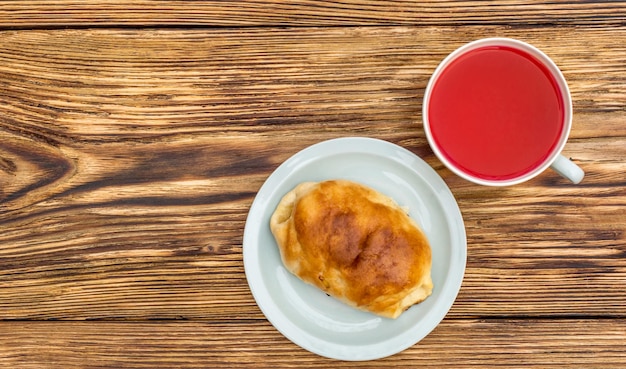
422,38,580,186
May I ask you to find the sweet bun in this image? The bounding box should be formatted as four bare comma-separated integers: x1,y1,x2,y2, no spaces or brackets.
270,179,433,319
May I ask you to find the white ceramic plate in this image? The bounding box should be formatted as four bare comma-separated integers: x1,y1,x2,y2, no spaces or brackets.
243,137,466,361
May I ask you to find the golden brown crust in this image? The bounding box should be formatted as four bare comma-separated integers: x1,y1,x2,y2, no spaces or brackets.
270,180,433,319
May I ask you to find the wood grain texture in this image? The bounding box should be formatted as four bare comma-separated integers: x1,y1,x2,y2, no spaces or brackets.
1,0,626,365
0,1,625,28
1,319,625,368
1,26,625,322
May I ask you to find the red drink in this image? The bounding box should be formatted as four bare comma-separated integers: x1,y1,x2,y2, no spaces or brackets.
426,45,566,181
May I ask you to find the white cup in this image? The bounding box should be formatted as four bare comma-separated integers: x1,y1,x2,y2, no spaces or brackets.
423,38,584,186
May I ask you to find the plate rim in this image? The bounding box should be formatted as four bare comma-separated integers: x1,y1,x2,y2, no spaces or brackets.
243,137,467,361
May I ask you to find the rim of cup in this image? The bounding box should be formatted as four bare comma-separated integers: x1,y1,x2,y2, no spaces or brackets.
422,37,573,186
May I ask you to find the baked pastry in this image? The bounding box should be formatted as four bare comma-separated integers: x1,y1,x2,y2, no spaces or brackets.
270,179,433,319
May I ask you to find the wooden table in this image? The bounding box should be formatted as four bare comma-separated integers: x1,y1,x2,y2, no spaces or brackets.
1,2,625,367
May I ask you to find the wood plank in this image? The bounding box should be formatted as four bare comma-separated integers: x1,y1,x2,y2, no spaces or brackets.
0,319,625,367
1,26,625,320
0,1,625,28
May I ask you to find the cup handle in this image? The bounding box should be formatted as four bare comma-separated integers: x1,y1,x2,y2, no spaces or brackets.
550,154,584,184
